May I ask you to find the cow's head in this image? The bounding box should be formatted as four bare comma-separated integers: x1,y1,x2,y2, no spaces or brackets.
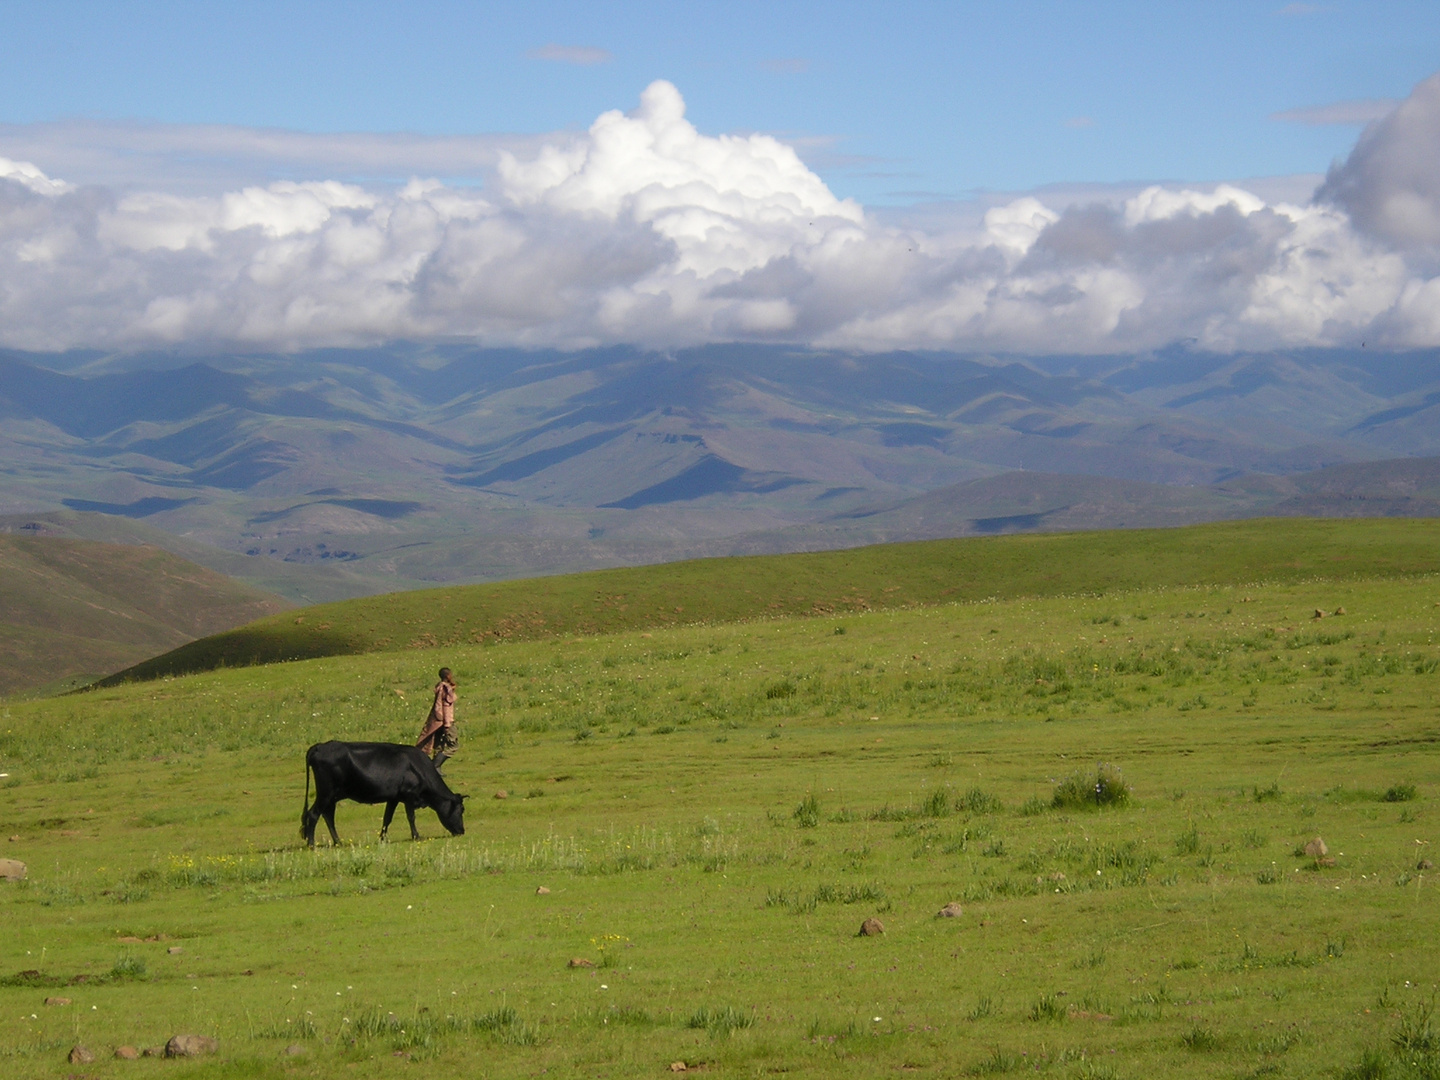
438,794,467,836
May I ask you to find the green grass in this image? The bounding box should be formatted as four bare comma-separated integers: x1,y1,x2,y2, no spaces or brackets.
0,521,1437,1077
94,517,1440,685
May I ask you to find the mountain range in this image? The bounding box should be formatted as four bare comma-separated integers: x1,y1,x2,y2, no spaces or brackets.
1,343,1438,597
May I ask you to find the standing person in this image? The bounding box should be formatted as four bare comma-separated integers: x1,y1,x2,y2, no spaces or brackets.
416,667,458,767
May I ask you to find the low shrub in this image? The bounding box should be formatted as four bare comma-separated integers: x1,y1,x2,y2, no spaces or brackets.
1053,763,1131,810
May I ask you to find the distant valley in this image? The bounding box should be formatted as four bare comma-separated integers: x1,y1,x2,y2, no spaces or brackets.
2,343,1438,596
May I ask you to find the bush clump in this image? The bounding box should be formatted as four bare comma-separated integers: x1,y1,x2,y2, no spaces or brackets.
1053,763,1131,810
793,793,821,828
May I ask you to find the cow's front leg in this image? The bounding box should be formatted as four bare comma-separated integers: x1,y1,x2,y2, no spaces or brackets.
380,800,398,841
405,803,420,841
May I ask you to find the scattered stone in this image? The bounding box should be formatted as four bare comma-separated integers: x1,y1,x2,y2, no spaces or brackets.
45,996,72,1006
536,886,551,895
1418,859,1433,871
494,790,509,800
0,858,27,881
568,958,594,969
1317,856,1337,868
242,969,254,976
1334,607,1346,616
1304,837,1328,858
283,1044,308,1056
1050,871,1067,882
164,1034,218,1058
670,1063,688,1073
1312,609,1326,619
167,946,183,954
935,902,963,919
68,1045,94,1064
7,835,17,842
115,1045,140,1059
858,917,885,937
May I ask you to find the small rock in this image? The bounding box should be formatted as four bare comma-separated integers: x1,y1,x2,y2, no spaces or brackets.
494,790,509,800
44,996,72,1006
68,1045,94,1064
1334,607,1346,616
283,1044,308,1056
858,917,885,937
536,886,551,895
7,834,17,842
1418,859,1433,871
115,1045,140,1060
567,958,594,968
0,857,26,881
1317,856,1337,868
670,1063,688,1073
164,1034,218,1058
1303,837,1328,858
167,946,183,955
936,902,963,918
1312,608,1326,619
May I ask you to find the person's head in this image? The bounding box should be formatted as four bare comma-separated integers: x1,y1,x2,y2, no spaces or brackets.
438,667,454,685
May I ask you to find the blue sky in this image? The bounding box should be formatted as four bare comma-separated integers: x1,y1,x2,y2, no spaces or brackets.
3,0,1437,203
2,1,1440,355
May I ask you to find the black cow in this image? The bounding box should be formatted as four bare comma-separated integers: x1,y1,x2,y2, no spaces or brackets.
301,741,466,846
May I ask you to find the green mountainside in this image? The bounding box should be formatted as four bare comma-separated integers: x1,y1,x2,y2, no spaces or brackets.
99,517,1440,686
0,533,288,697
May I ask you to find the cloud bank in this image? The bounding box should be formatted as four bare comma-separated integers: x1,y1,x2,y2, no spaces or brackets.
3,75,1440,354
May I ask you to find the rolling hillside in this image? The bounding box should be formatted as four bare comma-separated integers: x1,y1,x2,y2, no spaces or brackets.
0,533,288,696
99,517,1440,685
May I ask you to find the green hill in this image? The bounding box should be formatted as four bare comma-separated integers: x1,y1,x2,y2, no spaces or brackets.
99,516,1440,686
0,533,288,697
1,518,1437,1078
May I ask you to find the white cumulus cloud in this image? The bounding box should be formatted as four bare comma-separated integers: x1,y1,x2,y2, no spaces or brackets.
2,76,1440,354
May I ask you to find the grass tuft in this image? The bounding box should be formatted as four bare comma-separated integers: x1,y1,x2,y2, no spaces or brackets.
1053,763,1131,810
793,793,821,828
1181,1025,1223,1051
1027,993,1067,1022
687,1005,754,1036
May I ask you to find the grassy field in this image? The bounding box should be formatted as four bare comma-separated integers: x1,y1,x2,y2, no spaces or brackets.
0,521,1438,1078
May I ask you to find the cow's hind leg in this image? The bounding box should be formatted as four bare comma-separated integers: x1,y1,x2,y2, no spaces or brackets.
380,800,398,841
405,803,420,841
321,803,341,846
301,805,322,847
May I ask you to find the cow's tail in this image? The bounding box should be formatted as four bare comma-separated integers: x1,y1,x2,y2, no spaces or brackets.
300,751,312,839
